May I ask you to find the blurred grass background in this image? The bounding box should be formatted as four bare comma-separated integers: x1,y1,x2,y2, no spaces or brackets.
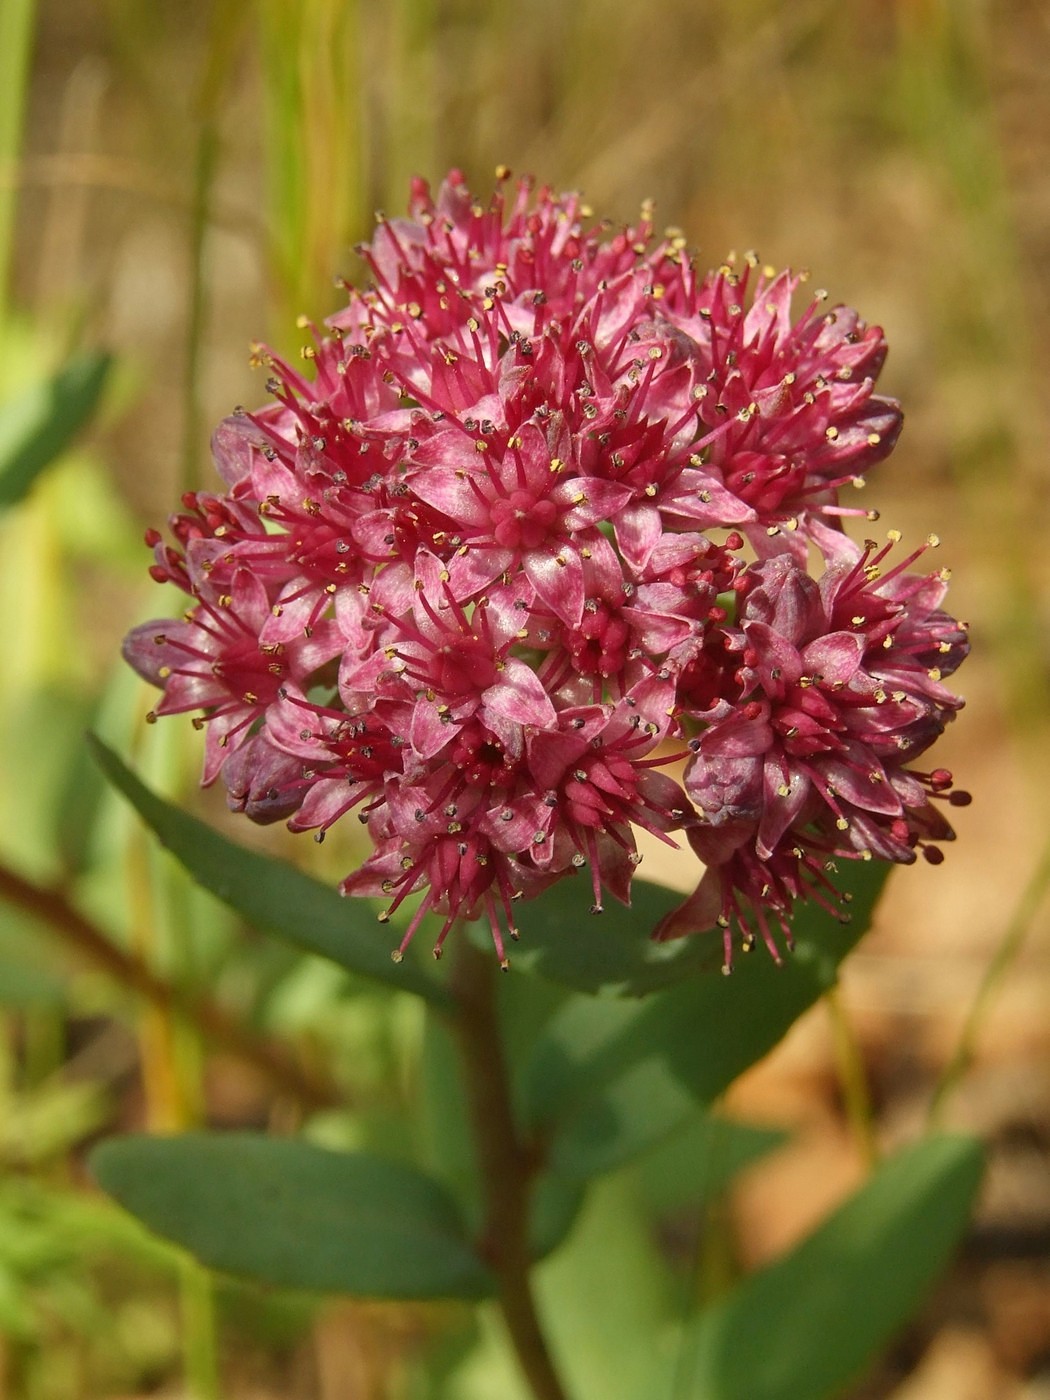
1,0,1049,1396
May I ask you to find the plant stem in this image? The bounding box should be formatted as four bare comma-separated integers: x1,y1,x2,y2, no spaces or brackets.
0,858,338,1110
928,837,1050,1129
449,938,570,1400
180,1254,221,1400
825,984,878,1169
180,117,218,499
181,0,246,497
0,0,35,330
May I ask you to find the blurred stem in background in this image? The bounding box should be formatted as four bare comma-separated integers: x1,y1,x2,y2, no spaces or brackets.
0,0,35,333
929,835,1050,1129
258,0,366,343
892,0,1050,742
383,0,437,209
126,718,220,1400
825,985,878,1169
181,0,249,496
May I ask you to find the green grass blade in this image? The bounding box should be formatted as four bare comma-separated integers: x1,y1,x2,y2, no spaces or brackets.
0,351,112,507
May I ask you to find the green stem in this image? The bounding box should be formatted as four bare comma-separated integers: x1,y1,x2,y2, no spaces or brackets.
180,0,246,495
825,984,878,1169
928,838,1050,1129
180,118,218,497
180,1255,221,1400
449,938,570,1400
0,0,35,329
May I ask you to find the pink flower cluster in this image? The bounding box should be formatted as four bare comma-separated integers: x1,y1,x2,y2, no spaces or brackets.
124,169,969,970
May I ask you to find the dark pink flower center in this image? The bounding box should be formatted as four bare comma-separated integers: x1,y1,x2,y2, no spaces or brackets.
433,637,500,696
563,754,638,829
490,491,558,549
568,601,631,678
451,729,514,788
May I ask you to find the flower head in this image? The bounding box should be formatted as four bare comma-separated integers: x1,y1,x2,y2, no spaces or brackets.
124,169,967,968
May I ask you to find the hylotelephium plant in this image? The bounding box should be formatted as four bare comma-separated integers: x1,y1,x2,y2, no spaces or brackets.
123,167,970,974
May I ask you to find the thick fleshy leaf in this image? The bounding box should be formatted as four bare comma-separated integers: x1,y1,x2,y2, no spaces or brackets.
497,877,698,996
508,857,888,1000
522,860,890,1176
530,1172,587,1260
535,1174,679,1400
88,734,450,1007
636,1113,787,1215
679,1135,983,1400
0,352,112,507
91,1133,492,1299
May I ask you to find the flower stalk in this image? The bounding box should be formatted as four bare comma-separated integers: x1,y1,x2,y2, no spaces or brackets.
449,936,569,1400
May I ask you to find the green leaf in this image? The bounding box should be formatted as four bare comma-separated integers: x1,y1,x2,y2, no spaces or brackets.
91,1133,493,1300
505,831,895,999
535,1174,678,1400
678,1135,984,1400
636,1113,787,1216
1,687,101,881
529,1172,586,1260
491,876,708,997
525,860,890,1179
0,352,112,507
87,734,450,1007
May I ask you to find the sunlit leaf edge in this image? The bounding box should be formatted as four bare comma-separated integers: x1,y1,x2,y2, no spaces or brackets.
88,733,450,1007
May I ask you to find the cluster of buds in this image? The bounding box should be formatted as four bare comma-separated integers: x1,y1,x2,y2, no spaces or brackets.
124,169,969,970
